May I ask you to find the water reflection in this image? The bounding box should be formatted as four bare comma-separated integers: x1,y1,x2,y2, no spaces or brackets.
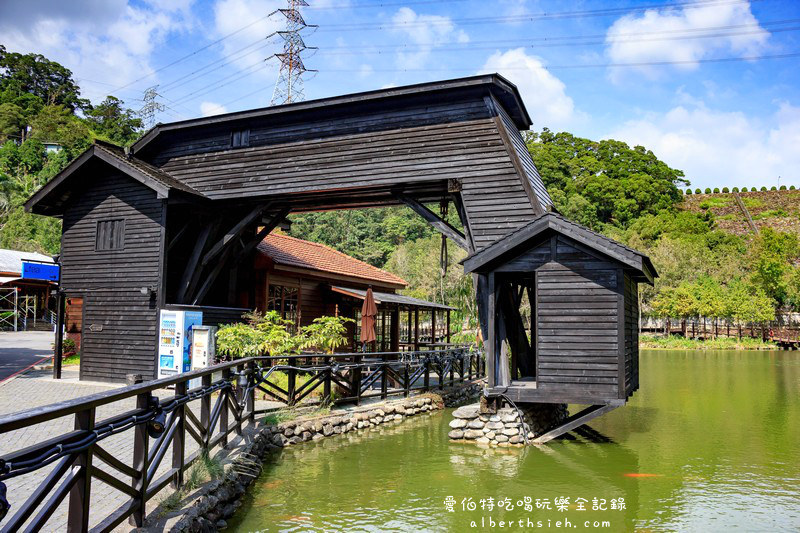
229,350,800,532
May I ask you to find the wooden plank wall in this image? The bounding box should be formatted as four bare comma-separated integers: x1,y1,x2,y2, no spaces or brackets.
535,236,621,396
624,273,640,396
61,172,163,382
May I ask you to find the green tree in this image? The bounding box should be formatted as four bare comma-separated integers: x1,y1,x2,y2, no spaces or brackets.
84,96,143,146
0,45,88,111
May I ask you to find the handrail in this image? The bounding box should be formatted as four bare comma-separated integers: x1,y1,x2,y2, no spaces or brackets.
0,347,484,531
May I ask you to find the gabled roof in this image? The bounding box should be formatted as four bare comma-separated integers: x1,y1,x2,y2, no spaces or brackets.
257,233,407,288
131,74,531,155
25,141,205,215
463,212,657,284
331,286,455,311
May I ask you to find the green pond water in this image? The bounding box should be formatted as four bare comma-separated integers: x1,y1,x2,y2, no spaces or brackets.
228,350,800,532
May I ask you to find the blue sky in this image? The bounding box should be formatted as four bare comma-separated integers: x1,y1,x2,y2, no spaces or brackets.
2,0,799,189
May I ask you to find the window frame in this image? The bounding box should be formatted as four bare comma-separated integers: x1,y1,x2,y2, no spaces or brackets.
95,218,126,251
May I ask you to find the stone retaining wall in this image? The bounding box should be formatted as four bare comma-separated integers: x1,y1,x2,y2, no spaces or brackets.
170,381,482,532
448,403,568,447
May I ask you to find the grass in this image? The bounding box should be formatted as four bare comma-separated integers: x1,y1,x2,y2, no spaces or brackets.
742,197,765,208
158,451,225,516
640,334,778,350
62,354,80,366
698,197,732,209
753,208,790,220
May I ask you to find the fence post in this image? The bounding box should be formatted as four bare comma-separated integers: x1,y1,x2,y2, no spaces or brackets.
323,356,331,404
129,393,151,527
171,381,186,489
354,354,362,405
67,407,95,532
380,353,388,400
234,363,244,436
423,356,430,392
220,368,230,448
246,360,256,424
287,367,297,406
450,354,455,387
460,351,466,383
201,374,211,448
403,362,410,397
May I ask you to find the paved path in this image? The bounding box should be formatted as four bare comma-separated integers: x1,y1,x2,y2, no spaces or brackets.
0,367,271,532
0,331,54,381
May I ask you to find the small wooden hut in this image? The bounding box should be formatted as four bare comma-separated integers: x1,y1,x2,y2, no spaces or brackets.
463,212,656,406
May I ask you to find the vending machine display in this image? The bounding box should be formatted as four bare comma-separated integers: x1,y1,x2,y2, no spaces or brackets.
158,309,203,379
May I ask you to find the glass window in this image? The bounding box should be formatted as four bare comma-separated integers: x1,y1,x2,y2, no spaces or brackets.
267,284,300,331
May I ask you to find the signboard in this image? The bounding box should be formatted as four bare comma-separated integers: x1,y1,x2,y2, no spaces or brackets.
21,261,59,282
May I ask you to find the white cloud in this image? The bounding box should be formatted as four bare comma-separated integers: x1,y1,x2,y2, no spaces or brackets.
213,0,284,78
480,48,584,131
0,1,194,104
605,1,768,79
607,100,800,190
200,101,228,116
390,7,469,69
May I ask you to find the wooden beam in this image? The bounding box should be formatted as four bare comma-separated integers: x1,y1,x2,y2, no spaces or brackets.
499,282,534,378
166,221,191,252
190,209,286,305
234,206,291,261
533,404,620,445
396,194,468,250
201,204,270,267
176,222,215,304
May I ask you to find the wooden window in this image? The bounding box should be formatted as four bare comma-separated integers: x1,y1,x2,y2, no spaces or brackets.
267,284,299,331
231,129,250,148
95,219,125,251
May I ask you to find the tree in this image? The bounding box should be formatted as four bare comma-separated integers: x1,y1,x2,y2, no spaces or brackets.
749,228,799,305
524,129,686,228
0,45,88,111
85,96,143,146
694,276,725,337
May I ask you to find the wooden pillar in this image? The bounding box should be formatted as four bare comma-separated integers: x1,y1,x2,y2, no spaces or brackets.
67,407,95,532
171,381,186,489
129,394,150,526
486,273,496,389
381,308,387,351
53,290,65,380
414,308,420,351
431,309,437,345
446,310,451,344
390,305,400,352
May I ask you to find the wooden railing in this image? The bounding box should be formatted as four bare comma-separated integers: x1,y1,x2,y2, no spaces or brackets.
0,347,483,532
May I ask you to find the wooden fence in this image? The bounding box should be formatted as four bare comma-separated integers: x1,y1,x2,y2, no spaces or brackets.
0,347,483,532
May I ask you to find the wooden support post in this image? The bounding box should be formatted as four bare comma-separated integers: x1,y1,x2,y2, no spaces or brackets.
390,305,400,352
67,407,94,532
533,404,620,445
380,353,388,399
287,367,297,406
431,309,437,345
397,194,469,250
246,360,255,423
323,356,332,403
353,354,362,405
171,381,186,489
414,308,420,351
460,352,466,383
234,363,244,436
53,291,65,380
446,310,451,344
200,374,211,448
129,394,150,526
403,362,410,397
423,357,430,391
220,368,230,447
176,222,215,304
487,273,496,389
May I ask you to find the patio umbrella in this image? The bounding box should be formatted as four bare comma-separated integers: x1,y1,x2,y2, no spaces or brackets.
360,287,378,347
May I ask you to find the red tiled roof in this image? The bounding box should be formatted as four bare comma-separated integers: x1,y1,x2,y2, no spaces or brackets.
257,233,407,287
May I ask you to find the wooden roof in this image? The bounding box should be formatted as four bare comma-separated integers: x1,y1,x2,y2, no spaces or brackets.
257,233,407,289
331,286,455,311
131,74,531,155
25,141,205,215
462,212,657,283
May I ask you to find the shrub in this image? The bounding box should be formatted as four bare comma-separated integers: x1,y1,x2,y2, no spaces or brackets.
732,187,739,192
713,187,720,193
752,187,758,192
704,188,712,194
770,186,777,191
695,188,701,194
722,187,730,193
685,188,692,194
760,186,767,191
780,185,787,190
791,185,796,190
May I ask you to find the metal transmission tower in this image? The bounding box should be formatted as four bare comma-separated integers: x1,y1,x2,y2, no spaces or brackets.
267,0,318,106
139,86,165,129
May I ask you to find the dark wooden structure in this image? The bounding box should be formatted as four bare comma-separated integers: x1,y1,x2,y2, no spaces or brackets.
26,74,552,383
464,212,656,407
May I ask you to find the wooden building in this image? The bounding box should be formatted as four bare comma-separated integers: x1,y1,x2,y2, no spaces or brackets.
24,74,563,382
253,232,454,351
0,248,57,332
463,212,656,406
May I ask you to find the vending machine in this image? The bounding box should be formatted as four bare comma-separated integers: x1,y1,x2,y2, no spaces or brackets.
158,309,203,380
188,325,216,389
